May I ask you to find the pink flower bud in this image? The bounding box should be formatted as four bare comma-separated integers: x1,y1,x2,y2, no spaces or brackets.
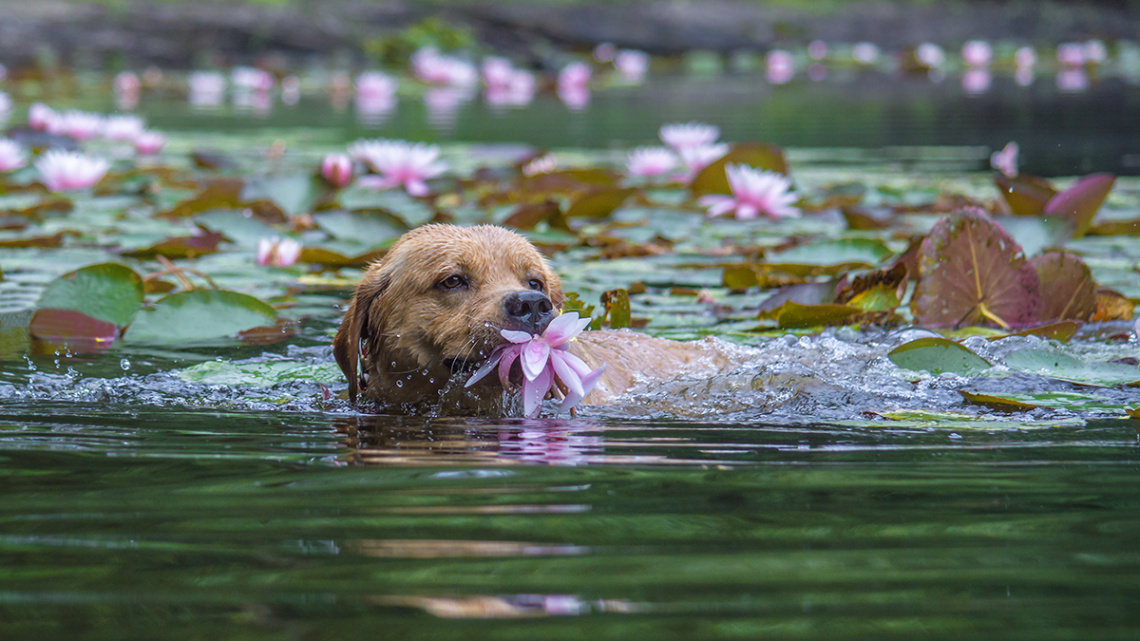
321,153,353,189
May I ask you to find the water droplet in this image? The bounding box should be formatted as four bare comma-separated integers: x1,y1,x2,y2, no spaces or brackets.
395,380,403,388
120,358,131,371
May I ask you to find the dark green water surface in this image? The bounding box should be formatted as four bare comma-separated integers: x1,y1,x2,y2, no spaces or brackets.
2,401,1138,640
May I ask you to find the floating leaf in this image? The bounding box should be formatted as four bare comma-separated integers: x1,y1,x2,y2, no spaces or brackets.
1028,252,1097,322
910,209,1040,329
158,179,245,218
36,262,144,326
989,320,1082,343
502,200,567,230
125,289,277,343
601,288,632,329
565,187,637,219
0,231,76,248
1004,349,1140,387
776,301,861,329
29,308,118,347
958,390,1040,412
298,246,387,269
757,281,838,317
242,173,323,217
995,215,1074,257
1091,288,1135,322
177,359,343,386
835,263,907,312
840,206,891,231
994,173,1057,216
313,210,407,244
1043,173,1115,239
888,337,992,376
767,238,893,268
690,143,789,197
120,230,227,260
1086,218,1140,236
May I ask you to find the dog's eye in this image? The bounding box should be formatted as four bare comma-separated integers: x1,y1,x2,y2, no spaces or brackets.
528,279,544,292
438,275,468,291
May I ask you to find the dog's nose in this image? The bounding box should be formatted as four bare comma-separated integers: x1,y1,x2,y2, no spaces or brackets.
503,290,555,334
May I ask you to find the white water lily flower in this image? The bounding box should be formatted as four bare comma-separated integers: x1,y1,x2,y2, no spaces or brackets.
257,236,302,267
0,139,26,172
103,115,147,142
625,146,677,177
699,164,800,220
34,150,110,192
466,312,606,418
352,139,447,196
659,121,720,151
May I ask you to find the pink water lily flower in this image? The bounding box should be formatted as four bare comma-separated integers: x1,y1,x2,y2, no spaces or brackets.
660,122,720,151
321,152,353,188
990,141,1018,178
699,163,800,220
257,236,302,267
103,114,146,142
134,131,166,155
466,312,607,418
353,139,447,196
0,139,26,172
625,146,677,177
34,150,111,192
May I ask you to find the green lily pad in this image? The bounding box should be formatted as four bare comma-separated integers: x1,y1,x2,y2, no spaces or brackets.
313,210,407,245
36,262,144,327
242,173,324,217
888,337,992,376
125,289,277,343
177,359,343,386
1003,349,1140,387
768,238,893,267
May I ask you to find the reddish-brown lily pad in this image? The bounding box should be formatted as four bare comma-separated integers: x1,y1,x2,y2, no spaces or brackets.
1042,173,1115,239
911,209,1041,329
994,173,1057,217
1028,252,1097,322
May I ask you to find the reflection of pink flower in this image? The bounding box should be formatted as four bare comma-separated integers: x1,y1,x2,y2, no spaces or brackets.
990,142,1018,178
961,40,992,67
321,152,353,188
659,121,720,151
34,150,111,192
1057,43,1086,68
699,164,799,220
0,139,26,171
558,61,591,92
355,71,397,99
1015,46,1037,69
962,69,991,95
808,40,828,60
625,147,676,177
466,312,606,418
257,237,302,267
352,139,447,196
134,131,166,155
557,84,590,110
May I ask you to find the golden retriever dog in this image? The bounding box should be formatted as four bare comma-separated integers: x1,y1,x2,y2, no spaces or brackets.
333,224,731,415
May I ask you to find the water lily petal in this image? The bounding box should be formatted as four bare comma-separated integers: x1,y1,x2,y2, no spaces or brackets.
559,364,607,414
520,338,550,381
465,346,505,388
521,364,553,417
550,350,585,398
542,312,589,346
552,348,593,378
500,329,533,344
498,346,520,388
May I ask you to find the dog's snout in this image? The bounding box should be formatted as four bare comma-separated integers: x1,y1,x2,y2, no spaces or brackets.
503,290,555,334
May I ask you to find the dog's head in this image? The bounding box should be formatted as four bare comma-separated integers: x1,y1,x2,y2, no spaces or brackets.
333,224,564,406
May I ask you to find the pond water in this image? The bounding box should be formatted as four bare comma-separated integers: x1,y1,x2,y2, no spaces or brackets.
2,67,1140,639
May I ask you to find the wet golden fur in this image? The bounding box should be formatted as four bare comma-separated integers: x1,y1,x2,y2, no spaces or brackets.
334,224,729,414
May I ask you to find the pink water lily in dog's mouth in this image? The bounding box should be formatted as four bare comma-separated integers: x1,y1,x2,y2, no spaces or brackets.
466,312,606,417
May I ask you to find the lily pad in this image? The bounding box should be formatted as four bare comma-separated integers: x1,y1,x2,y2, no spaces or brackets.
1003,349,1140,387
690,143,789,197
958,390,1040,411
29,308,119,347
767,238,894,268
125,289,277,343
1028,252,1097,322
313,210,407,244
910,209,1040,329
565,187,637,219
1043,173,1115,239
36,262,144,326
888,336,992,376
242,173,323,217
177,359,343,386
776,301,862,329
994,173,1057,217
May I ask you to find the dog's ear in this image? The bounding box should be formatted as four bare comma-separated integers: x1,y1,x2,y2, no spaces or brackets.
333,271,388,404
